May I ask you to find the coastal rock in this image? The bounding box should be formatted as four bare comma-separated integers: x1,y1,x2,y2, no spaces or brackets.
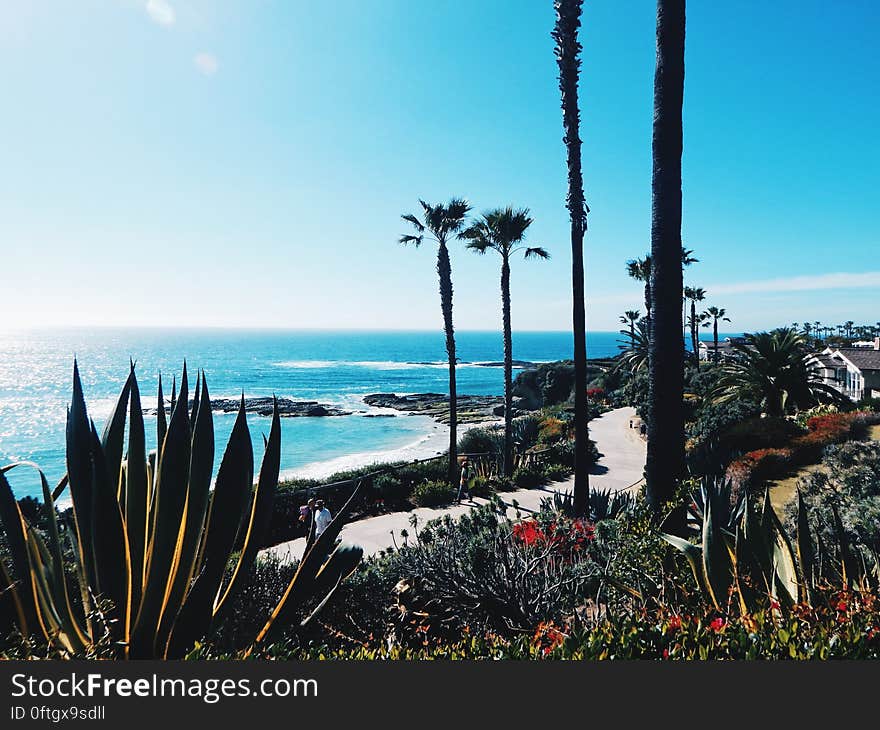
363,393,506,424
473,360,536,369
145,397,352,418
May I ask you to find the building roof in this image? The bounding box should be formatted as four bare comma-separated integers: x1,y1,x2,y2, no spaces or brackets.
813,354,842,369
836,348,880,372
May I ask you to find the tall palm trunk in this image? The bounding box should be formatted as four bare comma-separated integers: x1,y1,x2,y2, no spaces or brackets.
553,0,590,517
644,281,652,335
713,317,719,362
690,299,699,369
646,0,686,512
437,241,458,484
501,255,514,477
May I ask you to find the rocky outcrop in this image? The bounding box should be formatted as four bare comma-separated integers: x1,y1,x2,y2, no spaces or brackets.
512,359,609,410
363,393,505,424
145,397,351,418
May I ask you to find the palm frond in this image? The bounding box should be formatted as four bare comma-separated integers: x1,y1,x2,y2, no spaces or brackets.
524,247,550,260
401,213,425,233
399,234,423,246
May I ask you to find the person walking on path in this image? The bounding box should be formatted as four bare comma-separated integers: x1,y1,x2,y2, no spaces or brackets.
298,497,315,538
314,499,333,538
456,458,471,504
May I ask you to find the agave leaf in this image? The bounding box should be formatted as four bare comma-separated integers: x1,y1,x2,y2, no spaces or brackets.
249,480,364,653
702,493,732,610
214,398,281,622
100,367,133,503
24,528,66,650
662,533,706,592
165,397,252,659
88,423,132,644
0,469,40,635
156,373,167,467
66,360,97,587
830,502,857,587
51,473,68,503
795,489,815,605
125,365,148,610
32,464,88,652
156,373,215,654
131,367,191,658
766,498,799,605
0,561,29,642
301,544,364,627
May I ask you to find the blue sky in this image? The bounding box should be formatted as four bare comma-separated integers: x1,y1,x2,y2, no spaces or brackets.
0,0,877,332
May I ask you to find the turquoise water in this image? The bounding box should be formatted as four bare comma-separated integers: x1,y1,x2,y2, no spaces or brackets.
0,328,625,499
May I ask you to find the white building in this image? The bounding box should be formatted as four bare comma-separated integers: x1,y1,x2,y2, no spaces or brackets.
807,337,880,402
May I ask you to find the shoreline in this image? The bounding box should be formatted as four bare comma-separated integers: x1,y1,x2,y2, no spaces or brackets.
281,418,499,482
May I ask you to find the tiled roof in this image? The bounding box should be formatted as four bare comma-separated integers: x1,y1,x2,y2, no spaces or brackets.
837,348,880,371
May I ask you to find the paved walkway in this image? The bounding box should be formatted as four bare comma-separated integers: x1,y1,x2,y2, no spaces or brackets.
262,407,646,562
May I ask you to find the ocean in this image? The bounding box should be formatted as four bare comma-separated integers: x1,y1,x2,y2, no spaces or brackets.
0,328,626,500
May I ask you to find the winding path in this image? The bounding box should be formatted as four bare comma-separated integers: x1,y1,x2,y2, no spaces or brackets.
262,407,646,562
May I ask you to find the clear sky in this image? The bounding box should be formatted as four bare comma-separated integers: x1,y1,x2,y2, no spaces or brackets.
1,0,877,333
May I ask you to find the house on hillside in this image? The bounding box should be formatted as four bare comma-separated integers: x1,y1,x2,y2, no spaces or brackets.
698,336,747,362
807,337,880,401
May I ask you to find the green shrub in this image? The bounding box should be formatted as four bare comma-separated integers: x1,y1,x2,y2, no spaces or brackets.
513,465,546,489
491,475,517,492
411,480,456,507
458,426,503,455
785,441,880,554
373,472,409,503
468,475,496,499
541,463,571,482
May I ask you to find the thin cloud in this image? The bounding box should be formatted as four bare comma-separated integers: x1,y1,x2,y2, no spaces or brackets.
194,52,219,76
145,0,175,27
709,271,880,295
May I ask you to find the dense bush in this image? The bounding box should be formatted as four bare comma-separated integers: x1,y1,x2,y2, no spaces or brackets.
512,465,546,489
411,480,457,507
785,441,880,554
382,501,600,637
687,399,761,447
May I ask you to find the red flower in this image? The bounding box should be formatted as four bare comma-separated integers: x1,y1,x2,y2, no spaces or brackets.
769,599,780,611
709,617,726,633
667,615,682,632
662,648,669,659
837,600,848,612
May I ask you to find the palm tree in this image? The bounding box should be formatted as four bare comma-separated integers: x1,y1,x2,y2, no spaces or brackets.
702,306,730,362
680,246,699,330
645,0,687,512
616,318,650,373
461,208,549,477
620,309,641,347
553,0,590,517
626,256,653,330
683,286,706,366
844,320,855,339
628,246,695,338
400,198,471,484
712,329,848,417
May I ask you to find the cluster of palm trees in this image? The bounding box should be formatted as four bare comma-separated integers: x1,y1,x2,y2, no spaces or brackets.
621,255,732,369
792,321,880,343
397,0,694,519
399,201,548,484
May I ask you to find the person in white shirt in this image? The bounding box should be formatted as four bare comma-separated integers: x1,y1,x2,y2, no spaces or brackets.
313,499,333,537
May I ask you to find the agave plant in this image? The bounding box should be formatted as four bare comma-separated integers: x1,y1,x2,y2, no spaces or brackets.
541,487,635,523
663,480,877,613
0,361,362,659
